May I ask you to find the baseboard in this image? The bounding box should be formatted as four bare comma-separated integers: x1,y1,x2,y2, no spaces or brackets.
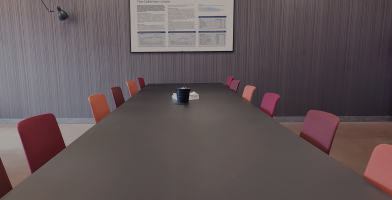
274,116,392,122
0,116,391,124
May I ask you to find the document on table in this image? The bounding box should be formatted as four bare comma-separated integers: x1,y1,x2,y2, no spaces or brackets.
130,0,234,52
172,91,199,100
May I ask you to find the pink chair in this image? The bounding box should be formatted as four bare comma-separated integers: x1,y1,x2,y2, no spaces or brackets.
137,77,146,90
110,87,125,108
242,85,256,102
364,144,392,195
226,76,234,88
230,80,241,93
0,158,12,198
300,110,340,155
17,113,66,173
260,93,280,117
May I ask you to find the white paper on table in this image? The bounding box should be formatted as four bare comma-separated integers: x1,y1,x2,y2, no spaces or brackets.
172,91,199,100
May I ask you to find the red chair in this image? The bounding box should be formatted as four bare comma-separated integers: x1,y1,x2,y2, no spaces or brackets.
110,87,125,108
137,77,145,90
230,80,240,93
0,158,12,198
226,76,234,88
364,144,392,195
17,113,66,173
260,93,280,117
300,110,340,155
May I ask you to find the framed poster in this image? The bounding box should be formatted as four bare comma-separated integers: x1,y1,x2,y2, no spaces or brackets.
130,0,234,52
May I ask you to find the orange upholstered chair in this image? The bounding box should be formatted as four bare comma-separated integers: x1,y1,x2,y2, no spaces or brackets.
364,144,392,195
126,81,139,97
0,158,12,198
88,94,110,123
242,85,256,102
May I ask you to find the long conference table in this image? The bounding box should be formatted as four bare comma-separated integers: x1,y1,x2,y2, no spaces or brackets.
3,83,392,199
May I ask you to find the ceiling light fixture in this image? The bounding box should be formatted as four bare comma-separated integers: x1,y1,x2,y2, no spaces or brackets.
40,0,69,21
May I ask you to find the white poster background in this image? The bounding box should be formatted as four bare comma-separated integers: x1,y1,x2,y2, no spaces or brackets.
131,0,234,52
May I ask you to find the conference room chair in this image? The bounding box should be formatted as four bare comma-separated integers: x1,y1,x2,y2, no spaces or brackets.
363,144,392,195
242,85,256,102
230,80,241,93
260,93,280,117
0,158,12,198
126,81,139,97
17,113,66,173
226,76,234,88
300,110,340,155
110,86,125,108
137,77,146,90
88,94,111,123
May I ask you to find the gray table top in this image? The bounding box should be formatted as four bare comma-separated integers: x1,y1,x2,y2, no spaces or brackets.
3,83,391,199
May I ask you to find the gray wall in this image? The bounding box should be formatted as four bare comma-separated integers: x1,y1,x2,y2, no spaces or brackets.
1,0,392,118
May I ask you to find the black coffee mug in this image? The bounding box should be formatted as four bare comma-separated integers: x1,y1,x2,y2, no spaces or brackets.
176,87,191,103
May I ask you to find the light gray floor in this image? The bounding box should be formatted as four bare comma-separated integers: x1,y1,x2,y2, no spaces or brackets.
0,124,93,187
1,122,392,188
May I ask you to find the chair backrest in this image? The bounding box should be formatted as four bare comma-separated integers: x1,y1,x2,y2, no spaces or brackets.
17,113,66,173
110,87,125,108
242,85,256,102
0,158,12,198
364,144,392,195
260,93,280,117
230,80,241,93
300,110,340,155
126,81,139,97
226,76,234,88
137,77,145,90
88,94,111,123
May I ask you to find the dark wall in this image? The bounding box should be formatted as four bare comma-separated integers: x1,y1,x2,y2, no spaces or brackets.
1,0,392,118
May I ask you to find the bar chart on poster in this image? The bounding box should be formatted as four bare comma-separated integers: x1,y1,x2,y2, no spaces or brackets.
131,0,234,52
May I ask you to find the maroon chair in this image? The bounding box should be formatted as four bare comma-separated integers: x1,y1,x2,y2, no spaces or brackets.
110,86,125,108
300,110,340,155
137,77,146,90
230,80,241,93
226,76,234,88
260,93,281,117
17,113,66,173
0,158,12,198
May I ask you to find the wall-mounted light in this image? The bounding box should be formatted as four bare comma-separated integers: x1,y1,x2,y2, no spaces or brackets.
40,0,69,21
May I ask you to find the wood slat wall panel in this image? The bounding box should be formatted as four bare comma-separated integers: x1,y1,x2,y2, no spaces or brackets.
0,0,391,118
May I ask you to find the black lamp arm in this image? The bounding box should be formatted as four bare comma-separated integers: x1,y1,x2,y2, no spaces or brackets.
40,0,55,12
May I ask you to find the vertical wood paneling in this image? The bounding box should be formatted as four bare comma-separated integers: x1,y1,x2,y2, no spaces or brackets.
1,0,392,118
